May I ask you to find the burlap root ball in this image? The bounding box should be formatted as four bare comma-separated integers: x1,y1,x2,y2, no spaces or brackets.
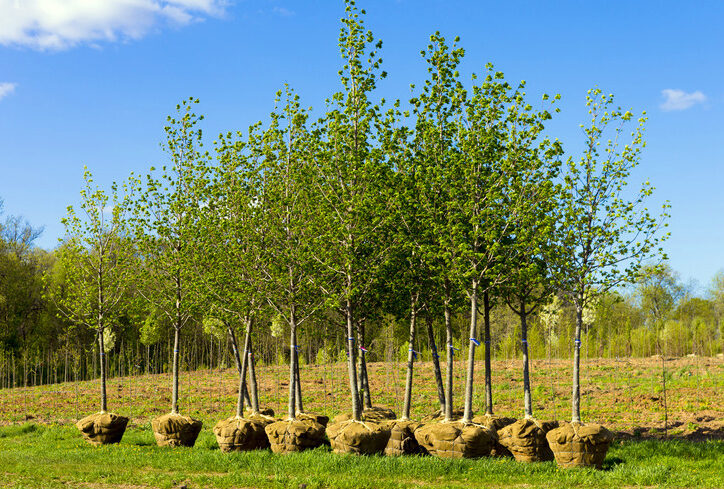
421,409,464,423
497,418,558,462
332,406,397,424
363,406,397,422
244,407,275,418
76,412,129,446
414,421,495,458
326,419,391,455
246,411,277,428
546,422,614,469
264,417,326,454
213,416,270,452
295,412,330,427
152,413,203,447
383,419,425,456
472,414,517,457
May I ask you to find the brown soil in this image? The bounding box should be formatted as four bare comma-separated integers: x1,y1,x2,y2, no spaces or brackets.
0,356,721,441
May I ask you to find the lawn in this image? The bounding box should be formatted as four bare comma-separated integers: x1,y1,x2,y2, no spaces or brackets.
0,357,722,488
1,423,723,489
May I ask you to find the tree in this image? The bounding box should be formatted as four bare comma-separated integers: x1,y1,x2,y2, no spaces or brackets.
131,98,207,417
408,33,467,421
452,64,558,423
0,204,46,363
188,115,270,419
707,271,724,352
48,169,134,413
313,0,395,421
553,88,669,423
636,263,684,344
499,91,562,420
259,86,325,420
391,157,432,421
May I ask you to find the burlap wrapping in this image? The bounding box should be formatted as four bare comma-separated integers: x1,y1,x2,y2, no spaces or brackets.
151,413,203,447
472,414,516,432
497,418,558,462
295,412,330,427
383,420,425,456
264,418,326,454
213,416,270,452
546,422,613,469
421,409,464,422
326,419,391,455
363,406,397,422
414,421,495,458
472,415,517,457
76,412,129,446
332,406,397,424
246,412,277,427
245,407,275,417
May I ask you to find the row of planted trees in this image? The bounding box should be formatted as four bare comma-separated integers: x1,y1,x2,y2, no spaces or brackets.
57,0,669,469
4,270,719,392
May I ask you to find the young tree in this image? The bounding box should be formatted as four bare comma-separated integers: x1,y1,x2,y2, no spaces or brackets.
408,33,467,422
391,163,429,422
49,169,134,444
553,88,669,425
131,99,206,445
498,98,562,421
314,0,395,423
453,65,555,424
190,122,268,420
634,263,684,437
708,271,724,355
259,86,325,421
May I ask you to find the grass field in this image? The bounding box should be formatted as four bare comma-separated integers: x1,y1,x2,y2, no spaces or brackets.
0,357,722,488
1,423,723,488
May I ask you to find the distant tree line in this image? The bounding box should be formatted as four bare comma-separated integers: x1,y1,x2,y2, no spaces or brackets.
1,198,720,392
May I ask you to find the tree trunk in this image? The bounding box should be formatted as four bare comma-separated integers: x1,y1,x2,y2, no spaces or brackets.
662,354,668,438
483,291,493,415
426,313,446,412
98,328,108,413
228,323,251,406
288,305,298,420
463,279,479,423
358,351,371,409
248,336,261,414
402,294,418,420
235,319,252,417
356,321,372,409
346,298,361,421
171,326,180,414
571,301,583,423
294,345,304,413
444,284,454,421
520,298,532,419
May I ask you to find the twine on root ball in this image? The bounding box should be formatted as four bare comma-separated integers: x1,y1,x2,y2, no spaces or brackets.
546,422,614,469
76,412,129,446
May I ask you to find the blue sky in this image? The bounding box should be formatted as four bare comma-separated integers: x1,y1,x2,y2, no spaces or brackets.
0,0,722,292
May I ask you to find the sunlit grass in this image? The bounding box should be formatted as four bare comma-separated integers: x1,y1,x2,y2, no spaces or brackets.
0,423,722,488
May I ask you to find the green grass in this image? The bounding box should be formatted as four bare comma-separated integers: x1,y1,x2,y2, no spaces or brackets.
0,423,722,489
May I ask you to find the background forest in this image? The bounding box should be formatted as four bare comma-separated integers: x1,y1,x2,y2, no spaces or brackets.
0,203,721,390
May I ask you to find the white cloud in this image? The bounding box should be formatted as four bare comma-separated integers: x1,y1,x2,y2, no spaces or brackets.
660,89,707,111
0,1,228,50
0,82,17,100
272,6,294,17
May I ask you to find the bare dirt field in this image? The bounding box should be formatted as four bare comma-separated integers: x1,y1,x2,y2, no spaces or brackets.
1,356,722,440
